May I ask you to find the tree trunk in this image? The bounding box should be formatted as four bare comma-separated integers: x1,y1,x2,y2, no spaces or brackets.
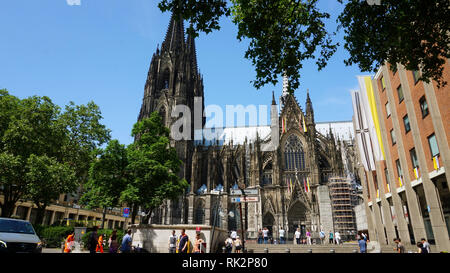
131,203,138,225
101,206,107,229
35,204,47,226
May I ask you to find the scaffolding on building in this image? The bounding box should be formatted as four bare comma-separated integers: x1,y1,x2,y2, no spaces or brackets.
328,177,357,241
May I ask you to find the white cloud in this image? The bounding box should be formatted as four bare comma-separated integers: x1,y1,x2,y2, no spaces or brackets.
66,0,81,6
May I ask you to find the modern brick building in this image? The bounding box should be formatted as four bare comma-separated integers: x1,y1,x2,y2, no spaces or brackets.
352,61,450,252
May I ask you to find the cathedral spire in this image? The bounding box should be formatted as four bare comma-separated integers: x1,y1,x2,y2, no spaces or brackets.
161,12,185,53
186,26,198,77
306,89,313,115
272,90,276,105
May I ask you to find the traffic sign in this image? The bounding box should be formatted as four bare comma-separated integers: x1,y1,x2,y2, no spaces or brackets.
230,188,259,196
231,196,259,203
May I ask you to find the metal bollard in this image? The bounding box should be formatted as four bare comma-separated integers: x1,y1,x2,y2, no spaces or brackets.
222,246,226,253
330,249,335,253
285,248,290,253
264,248,269,253
307,249,312,254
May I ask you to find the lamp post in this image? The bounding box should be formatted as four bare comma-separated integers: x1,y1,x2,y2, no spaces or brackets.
238,184,248,252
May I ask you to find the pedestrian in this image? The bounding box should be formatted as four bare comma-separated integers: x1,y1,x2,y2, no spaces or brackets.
120,229,133,253
96,233,105,253
416,242,428,254
263,227,269,244
234,236,242,253
64,231,75,253
319,230,325,245
421,238,431,253
393,238,405,253
178,228,189,253
335,231,341,245
88,226,99,254
108,229,119,253
257,229,263,244
358,236,367,253
295,228,301,245
279,227,285,244
225,235,233,253
329,231,334,244
168,230,177,253
193,233,204,253
306,230,312,245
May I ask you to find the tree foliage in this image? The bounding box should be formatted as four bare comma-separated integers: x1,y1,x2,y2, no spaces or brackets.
338,0,450,87
0,89,111,219
158,0,450,90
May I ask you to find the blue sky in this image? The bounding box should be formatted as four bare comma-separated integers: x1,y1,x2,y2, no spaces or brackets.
0,0,369,145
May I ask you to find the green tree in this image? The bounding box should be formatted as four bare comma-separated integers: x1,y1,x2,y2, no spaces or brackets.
123,111,188,224
0,91,111,219
25,155,77,224
158,0,450,90
80,140,129,229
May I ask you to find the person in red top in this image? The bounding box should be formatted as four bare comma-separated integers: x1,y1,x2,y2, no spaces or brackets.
96,234,105,253
64,232,75,253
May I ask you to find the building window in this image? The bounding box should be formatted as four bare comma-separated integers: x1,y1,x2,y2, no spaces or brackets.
385,102,391,118
381,76,386,91
396,159,403,178
410,148,419,168
384,168,391,191
419,96,429,118
284,134,306,170
428,134,439,158
397,85,404,103
403,115,411,133
390,129,396,145
412,70,420,85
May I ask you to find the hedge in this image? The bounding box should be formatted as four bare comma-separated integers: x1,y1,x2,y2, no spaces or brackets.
35,225,74,248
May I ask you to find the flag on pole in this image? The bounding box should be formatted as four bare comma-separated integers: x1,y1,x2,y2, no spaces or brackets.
290,177,293,194
307,177,311,192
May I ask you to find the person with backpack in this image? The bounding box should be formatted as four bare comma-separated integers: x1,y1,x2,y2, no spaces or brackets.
225,235,233,253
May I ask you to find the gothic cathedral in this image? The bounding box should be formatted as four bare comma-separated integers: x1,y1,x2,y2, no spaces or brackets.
137,14,344,240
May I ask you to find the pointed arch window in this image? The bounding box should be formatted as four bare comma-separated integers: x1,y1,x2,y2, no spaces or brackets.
284,134,305,170
162,69,170,89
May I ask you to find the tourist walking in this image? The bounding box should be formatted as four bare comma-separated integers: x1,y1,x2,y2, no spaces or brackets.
193,233,204,253
257,229,263,244
421,238,431,253
64,231,75,253
416,242,428,254
319,230,325,245
358,236,367,253
294,228,301,245
306,230,312,245
393,238,405,253
88,226,99,254
168,230,177,253
335,231,341,245
120,229,133,253
279,227,285,244
96,233,105,253
108,229,119,253
178,228,189,253
225,236,233,253
329,231,334,244
263,227,269,244
234,236,242,253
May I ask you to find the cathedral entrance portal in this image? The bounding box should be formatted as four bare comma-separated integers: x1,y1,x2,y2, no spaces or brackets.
287,201,309,240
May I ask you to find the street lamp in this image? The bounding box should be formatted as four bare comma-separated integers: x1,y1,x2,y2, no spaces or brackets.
237,183,248,253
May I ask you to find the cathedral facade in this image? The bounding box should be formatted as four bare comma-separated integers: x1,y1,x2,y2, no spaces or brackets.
138,14,345,240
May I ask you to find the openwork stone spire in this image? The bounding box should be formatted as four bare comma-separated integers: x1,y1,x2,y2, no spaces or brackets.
161,12,185,53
